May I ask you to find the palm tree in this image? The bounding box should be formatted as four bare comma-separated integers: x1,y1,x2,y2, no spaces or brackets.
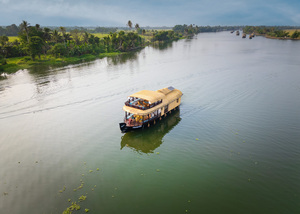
35,24,41,31
59,26,66,35
42,27,52,56
43,27,52,42
59,26,66,46
52,30,60,43
64,33,72,42
135,23,140,32
20,20,30,43
70,29,83,45
83,32,89,44
118,31,125,49
127,20,132,30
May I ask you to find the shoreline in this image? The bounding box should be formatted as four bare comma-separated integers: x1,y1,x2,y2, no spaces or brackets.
0,52,126,76
0,39,183,77
243,32,300,41
264,35,300,40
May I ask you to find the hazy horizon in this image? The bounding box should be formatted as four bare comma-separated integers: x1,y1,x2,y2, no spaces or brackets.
2,24,300,28
1,0,300,27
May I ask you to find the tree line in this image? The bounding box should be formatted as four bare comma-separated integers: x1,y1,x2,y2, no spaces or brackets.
0,24,19,36
173,25,240,35
0,24,169,37
0,20,192,73
243,26,300,39
0,21,146,62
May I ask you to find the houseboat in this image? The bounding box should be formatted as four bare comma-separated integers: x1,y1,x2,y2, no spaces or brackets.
119,86,183,133
121,109,181,153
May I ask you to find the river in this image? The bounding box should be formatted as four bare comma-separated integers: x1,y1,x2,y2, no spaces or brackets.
0,31,299,214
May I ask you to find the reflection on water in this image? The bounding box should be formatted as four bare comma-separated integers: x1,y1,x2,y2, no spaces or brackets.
107,51,140,66
0,75,7,81
151,41,174,51
1,32,300,214
120,109,181,154
28,60,96,77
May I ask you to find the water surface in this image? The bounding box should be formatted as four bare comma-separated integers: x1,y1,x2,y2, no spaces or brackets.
0,32,300,214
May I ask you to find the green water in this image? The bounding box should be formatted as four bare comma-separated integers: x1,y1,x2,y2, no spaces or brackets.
0,32,299,214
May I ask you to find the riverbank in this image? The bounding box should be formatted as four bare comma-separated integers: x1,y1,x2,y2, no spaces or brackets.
243,26,300,40
0,52,124,75
0,39,184,76
264,35,300,40
1,31,299,214
246,33,300,40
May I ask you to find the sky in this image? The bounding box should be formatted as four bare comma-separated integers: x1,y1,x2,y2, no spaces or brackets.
1,0,300,27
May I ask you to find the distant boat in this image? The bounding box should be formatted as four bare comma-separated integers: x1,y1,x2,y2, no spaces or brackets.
242,33,246,38
236,31,240,36
119,86,183,133
231,31,234,33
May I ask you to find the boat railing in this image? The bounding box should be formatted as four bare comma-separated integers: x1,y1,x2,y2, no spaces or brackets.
125,100,162,110
125,119,143,127
125,113,161,127
143,114,160,123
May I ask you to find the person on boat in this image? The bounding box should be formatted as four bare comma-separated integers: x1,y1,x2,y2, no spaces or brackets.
127,117,132,125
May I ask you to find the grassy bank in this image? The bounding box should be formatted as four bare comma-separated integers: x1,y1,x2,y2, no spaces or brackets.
0,52,123,74
8,36,19,42
2,28,186,75
285,29,300,38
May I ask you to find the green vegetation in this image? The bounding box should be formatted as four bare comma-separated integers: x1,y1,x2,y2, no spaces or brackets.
0,21,147,74
8,36,19,42
289,30,300,39
173,25,239,34
90,27,118,34
0,54,108,74
61,166,100,214
91,33,109,38
0,24,19,36
0,21,190,74
1,21,245,75
62,202,81,214
243,26,300,39
79,195,87,201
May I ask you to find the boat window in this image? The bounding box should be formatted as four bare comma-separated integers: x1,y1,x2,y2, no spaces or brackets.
126,113,134,119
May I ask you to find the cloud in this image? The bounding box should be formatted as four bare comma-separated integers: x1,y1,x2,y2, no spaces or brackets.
1,0,300,26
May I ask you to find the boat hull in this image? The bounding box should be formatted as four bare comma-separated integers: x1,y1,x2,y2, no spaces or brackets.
120,107,179,133
119,122,143,133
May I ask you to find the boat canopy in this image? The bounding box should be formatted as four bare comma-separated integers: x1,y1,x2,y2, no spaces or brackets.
157,86,175,95
123,103,163,116
129,90,165,103
124,87,183,116
161,88,182,103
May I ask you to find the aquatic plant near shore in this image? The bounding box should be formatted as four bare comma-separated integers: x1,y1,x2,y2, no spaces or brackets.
79,195,87,201
60,166,101,213
62,202,81,214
